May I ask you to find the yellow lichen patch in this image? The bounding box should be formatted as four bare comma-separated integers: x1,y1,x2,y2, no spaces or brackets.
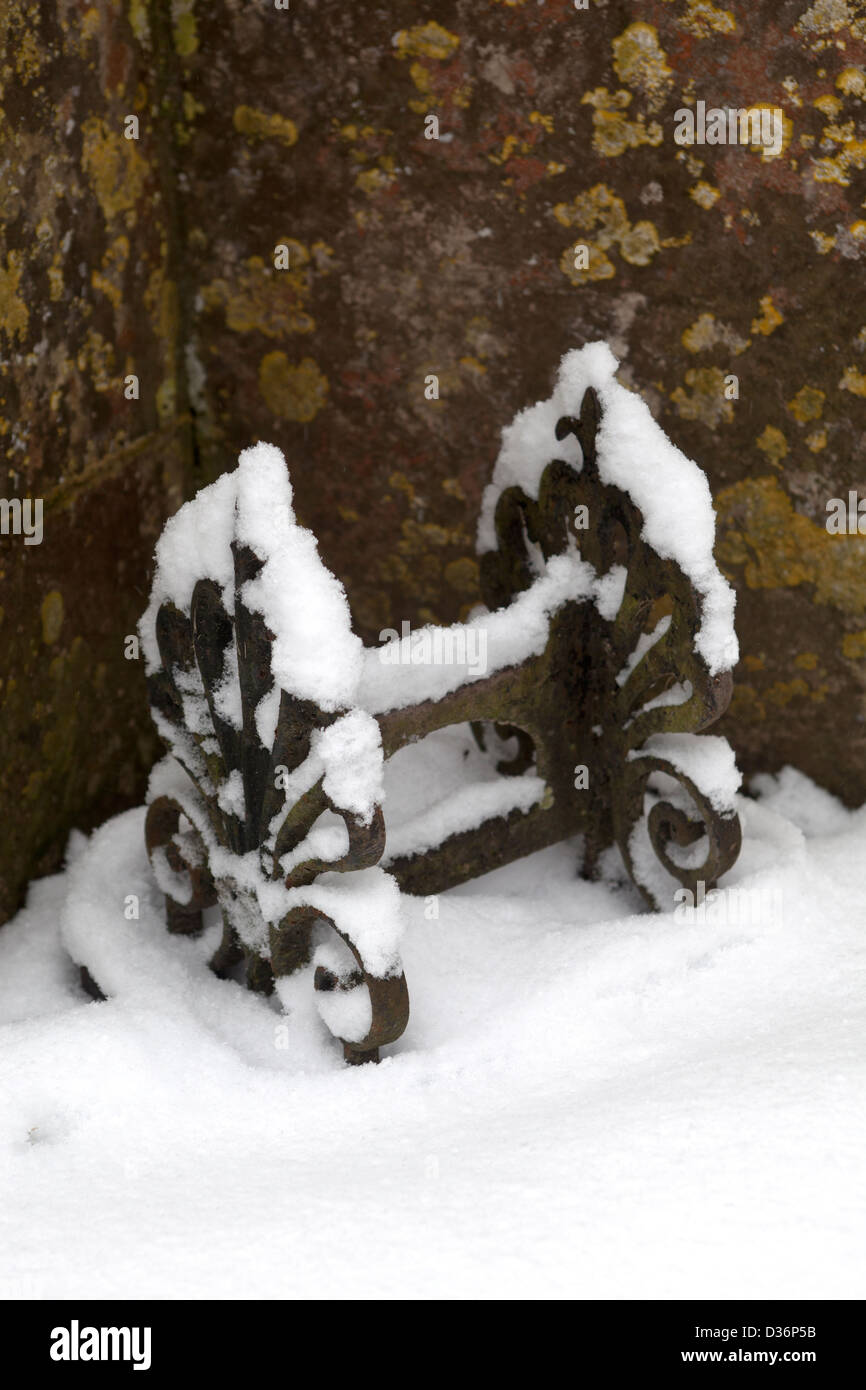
682,314,719,353
129,0,149,42
810,116,866,185
407,362,462,407
77,331,117,393
201,243,327,336
837,66,866,97
46,254,63,303
376,514,475,618
396,518,453,556
676,1,737,37
356,124,391,141
751,295,784,335
15,26,42,82
40,592,63,646
259,354,329,422
337,122,396,160
763,679,807,707
756,425,789,465
724,679,773,721
555,184,665,275
826,116,860,139
406,51,471,111
355,161,397,195
618,222,661,265
787,385,826,422
2,0,35,82
663,232,693,250
795,651,820,670
611,23,672,111
806,429,828,452
0,251,29,342
810,153,855,186
554,184,629,237
529,111,554,133
183,91,205,123
743,653,765,671
81,7,101,40
407,61,432,111
233,106,298,147
393,22,459,62
142,262,179,345
849,220,866,242
91,236,130,312
173,0,198,57
388,471,416,505
156,378,176,423
671,368,734,428
560,242,616,285
459,355,486,376
81,118,149,224
840,365,866,395
689,180,721,208
796,0,864,38
581,87,663,157
766,677,828,707
681,312,749,355
444,557,480,595
547,161,566,176
746,106,793,162
842,630,866,659
716,476,866,616
814,93,843,116
809,229,836,253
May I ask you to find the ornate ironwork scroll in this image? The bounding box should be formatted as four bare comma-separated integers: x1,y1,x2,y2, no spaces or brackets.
143,540,409,1065
142,385,741,1064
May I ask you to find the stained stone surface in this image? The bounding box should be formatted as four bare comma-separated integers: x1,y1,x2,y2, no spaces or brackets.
2,0,865,922
0,0,193,922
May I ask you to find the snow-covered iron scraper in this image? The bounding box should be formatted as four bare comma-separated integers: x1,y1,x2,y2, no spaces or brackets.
137,344,742,1063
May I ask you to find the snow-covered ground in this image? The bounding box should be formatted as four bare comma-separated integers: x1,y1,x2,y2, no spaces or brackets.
0,747,864,1300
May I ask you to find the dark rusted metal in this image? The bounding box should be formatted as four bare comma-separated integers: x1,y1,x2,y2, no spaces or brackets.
142,386,741,1063
144,795,217,935
376,388,741,900
79,965,106,1003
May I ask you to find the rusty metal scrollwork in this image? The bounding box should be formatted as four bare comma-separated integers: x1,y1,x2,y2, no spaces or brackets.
141,383,741,1061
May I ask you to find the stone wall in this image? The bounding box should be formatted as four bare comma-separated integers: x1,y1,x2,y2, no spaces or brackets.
0,1,196,922
2,0,865,923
